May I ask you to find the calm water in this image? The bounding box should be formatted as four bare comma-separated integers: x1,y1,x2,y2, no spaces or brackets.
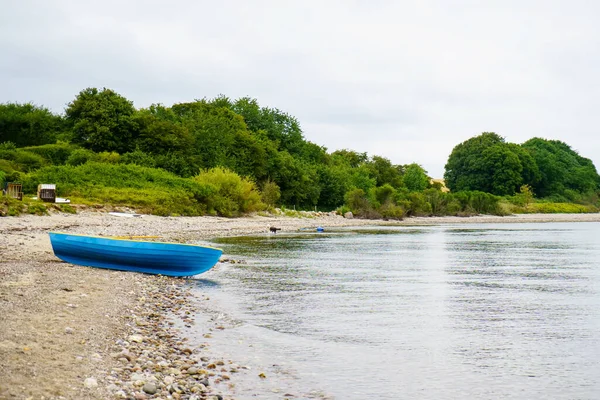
189,222,600,399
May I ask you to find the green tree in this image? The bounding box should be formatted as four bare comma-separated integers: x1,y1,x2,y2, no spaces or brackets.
402,163,430,191
273,152,320,207
65,88,138,153
133,110,193,156
444,132,536,195
522,138,600,198
331,149,368,168
365,156,403,188
231,97,305,156
0,103,64,146
260,180,281,207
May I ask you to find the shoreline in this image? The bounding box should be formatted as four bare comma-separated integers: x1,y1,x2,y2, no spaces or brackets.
1,211,599,399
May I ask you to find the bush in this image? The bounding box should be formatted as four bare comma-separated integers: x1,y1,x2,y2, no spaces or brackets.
0,148,46,172
95,151,120,164
525,202,598,213
22,142,76,165
66,148,97,166
260,179,281,207
379,201,404,219
406,192,432,216
120,150,156,168
344,188,371,216
193,167,265,217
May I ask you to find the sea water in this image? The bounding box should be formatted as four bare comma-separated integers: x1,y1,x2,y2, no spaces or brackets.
187,222,600,399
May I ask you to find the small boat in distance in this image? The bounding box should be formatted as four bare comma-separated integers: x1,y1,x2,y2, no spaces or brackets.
49,232,222,277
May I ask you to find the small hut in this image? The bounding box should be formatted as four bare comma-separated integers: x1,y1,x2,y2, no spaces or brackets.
37,184,56,203
3,182,23,200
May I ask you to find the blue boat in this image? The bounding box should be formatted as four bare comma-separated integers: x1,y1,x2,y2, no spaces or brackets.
49,232,222,277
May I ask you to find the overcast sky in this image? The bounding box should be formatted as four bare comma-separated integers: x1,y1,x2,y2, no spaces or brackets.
2,0,599,177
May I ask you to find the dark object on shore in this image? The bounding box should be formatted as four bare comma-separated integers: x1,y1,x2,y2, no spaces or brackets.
270,227,281,233
37,184,56,203
49,232,223,277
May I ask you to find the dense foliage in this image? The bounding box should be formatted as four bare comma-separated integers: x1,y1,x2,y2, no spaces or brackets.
1,89,599,217
445,132,599,201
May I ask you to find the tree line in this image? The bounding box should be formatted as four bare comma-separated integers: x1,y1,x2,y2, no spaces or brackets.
1,88,599,217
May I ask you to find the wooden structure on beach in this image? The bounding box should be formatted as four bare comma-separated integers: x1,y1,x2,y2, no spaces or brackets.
37,184,56,203
3,182,23,200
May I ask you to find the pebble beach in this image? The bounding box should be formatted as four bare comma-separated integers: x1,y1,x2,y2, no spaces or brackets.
1,210,599,399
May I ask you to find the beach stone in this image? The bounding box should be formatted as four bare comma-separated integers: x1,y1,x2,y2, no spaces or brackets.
191,384,207,393
107,383,120,392
142,382,158,395
344,211,354,219
129,334,144,343
84,377,98,388
65,327,74,334
131,373,146,382
134,393,148,400
187,366,200,375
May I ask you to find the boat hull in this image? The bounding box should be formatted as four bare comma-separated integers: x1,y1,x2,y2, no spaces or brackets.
49,232,222,277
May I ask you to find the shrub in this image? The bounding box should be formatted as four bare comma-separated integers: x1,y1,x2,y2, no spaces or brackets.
344,188,370,215
95,151,120,164
22,142,76,165
0,142,17,150
193,167,265,217
379,201,405,219
525,202,598,213
0,148,46,172
120,150,156,168
66,148,97,166
260,179,281,207
406,192,432,216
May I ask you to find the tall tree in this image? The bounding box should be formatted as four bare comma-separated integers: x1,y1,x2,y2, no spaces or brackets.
365,156,403,188
231,97,305,156
444,132,535,195
65,88,138,153
521,138,600,197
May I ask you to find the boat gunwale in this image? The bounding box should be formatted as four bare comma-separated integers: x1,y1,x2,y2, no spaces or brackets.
49,231,223,252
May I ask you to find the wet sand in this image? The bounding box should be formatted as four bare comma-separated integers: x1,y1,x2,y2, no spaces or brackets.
1,211,599,399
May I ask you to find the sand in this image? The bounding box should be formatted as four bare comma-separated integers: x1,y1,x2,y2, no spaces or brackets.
1,211,599,399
